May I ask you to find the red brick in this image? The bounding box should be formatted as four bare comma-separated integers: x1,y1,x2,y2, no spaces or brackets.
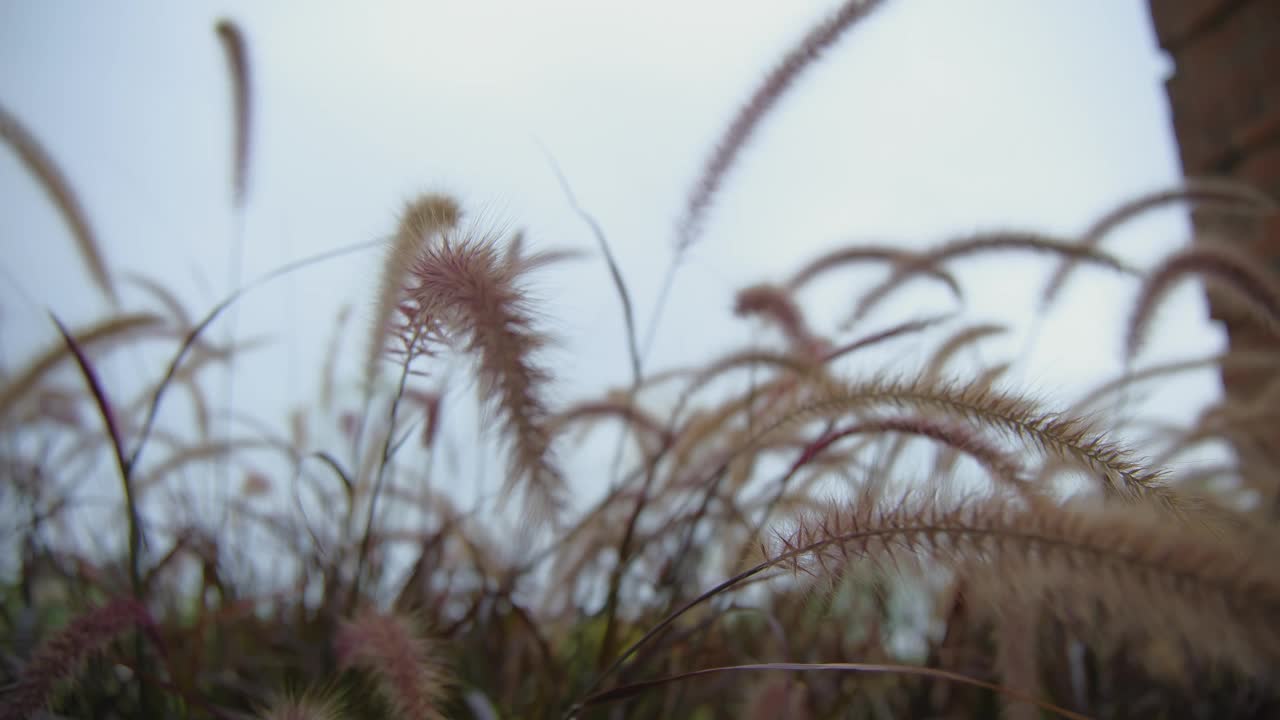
1161,0,1280,172
1217,334,1277,394
1150,0,1280,456
1236,140,1280,198
1234,214,1280,267
1148,0,1247,52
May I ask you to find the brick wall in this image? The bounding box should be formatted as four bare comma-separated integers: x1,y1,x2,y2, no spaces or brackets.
1151,0,1280,272
1147,0,1280,486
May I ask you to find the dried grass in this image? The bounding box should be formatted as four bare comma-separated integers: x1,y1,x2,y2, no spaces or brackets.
5,3,1280,719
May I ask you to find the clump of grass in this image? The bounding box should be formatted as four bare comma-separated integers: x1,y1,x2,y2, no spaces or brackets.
0,598,154,720
335,608,451,720
4,3,1280,720
257,692,347,720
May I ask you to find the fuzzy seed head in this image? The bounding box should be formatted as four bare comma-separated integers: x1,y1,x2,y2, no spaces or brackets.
335,608,450,720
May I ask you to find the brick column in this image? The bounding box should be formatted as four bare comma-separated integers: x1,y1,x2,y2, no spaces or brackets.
1147,0,1280,492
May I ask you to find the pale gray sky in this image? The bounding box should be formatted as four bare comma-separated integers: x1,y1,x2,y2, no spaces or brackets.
1,2,1228,516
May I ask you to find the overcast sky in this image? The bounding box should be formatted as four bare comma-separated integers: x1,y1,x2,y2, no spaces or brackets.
1,1,1230,511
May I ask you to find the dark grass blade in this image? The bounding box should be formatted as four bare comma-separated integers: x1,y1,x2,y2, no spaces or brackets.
574,662,1090,720
49,313,145,591
128,238,383,472
540,145,641,386
0,313,165,417
49,313,152,710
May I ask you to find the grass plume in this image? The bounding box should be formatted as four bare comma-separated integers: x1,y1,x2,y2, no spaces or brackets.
403,223,565,524
1127,241,1280,359
1043,179,1278,308
0,598,153,720
675,0,885,253
335,608,451,720
365,193,461,391
775,491,1280,681
0,102,116,303
215,19,252,207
